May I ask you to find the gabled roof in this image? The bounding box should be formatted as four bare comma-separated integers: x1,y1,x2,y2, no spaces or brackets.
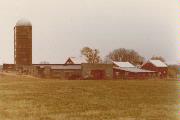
149,60,167,67
65,57,87,64
113,61,135,68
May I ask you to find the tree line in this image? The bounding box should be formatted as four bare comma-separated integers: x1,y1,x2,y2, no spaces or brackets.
81,46,166,65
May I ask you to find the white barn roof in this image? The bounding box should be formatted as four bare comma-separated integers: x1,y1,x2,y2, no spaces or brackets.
114,67,156,73
149,60,167,67
113,61,135,68
70,57,87,64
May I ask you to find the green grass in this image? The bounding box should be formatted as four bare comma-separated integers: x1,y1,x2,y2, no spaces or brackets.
0,75,179,120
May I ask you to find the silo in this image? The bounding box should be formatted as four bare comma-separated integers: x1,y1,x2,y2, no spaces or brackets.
14,19,32,65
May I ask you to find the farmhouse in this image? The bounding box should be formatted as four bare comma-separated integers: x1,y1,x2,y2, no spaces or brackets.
141,60,168,78
113,61,157,79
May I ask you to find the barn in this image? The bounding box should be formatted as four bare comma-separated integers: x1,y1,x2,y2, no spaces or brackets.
141,60,168,78
9,57,113,80
30,57,85,79
32,64,82,79
113,61,157,79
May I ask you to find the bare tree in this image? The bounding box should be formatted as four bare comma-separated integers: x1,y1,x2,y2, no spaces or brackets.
105,48,144,65
81,47,102,63
151,56,165,62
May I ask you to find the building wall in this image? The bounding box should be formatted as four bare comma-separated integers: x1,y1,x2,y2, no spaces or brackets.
3,64,15,72
50,69,82,79
113,69,157,79
81,63,113,80
141,63,168,78
15,65,39,76
14,26,32,65
3,63,113,80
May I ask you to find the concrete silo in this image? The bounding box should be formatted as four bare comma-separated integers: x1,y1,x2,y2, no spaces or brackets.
14,19,32,65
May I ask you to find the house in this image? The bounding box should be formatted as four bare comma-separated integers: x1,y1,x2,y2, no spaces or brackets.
141,60,168,78
113,61,157,79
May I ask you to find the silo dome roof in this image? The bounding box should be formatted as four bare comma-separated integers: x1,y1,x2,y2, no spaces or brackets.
16,19,32,26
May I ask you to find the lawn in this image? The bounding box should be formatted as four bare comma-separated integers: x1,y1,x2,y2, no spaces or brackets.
0,74,179,120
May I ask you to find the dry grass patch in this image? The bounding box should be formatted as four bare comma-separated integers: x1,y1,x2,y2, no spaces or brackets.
0,75,178,120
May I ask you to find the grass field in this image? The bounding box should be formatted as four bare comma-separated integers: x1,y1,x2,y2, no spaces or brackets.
0,74,179,120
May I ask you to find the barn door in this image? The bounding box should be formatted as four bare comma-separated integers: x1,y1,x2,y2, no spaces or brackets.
91,70,105,80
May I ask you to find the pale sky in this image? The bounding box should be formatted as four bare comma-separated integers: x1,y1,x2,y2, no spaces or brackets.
0,0,178,64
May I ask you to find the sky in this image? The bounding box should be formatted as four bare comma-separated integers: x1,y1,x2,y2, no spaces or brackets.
0,0,178,64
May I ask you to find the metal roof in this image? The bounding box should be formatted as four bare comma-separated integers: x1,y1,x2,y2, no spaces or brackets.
34,64,81,70
114,67,156,73
149,60,167,67
113,61,135,68
68,57,87,64
51,65,81,70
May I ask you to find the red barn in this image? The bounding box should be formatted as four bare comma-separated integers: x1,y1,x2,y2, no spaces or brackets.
141,60,168,78
113,61,156,79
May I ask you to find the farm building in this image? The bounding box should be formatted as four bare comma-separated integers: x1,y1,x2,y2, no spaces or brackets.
14,19,32,66
11,57,83,79
3,57,113,80
31,64,82,79
81,63,113,80
3,59,168,80
113,61,157,79
65,57,113,79
141,60,168,78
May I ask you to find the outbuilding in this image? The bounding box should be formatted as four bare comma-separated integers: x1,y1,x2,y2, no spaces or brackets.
113,61,156,79
141,60,168,78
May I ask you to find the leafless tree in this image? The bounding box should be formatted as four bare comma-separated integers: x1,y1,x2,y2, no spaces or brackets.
81,47,102,63
151,56,165,62
105,48,144,65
